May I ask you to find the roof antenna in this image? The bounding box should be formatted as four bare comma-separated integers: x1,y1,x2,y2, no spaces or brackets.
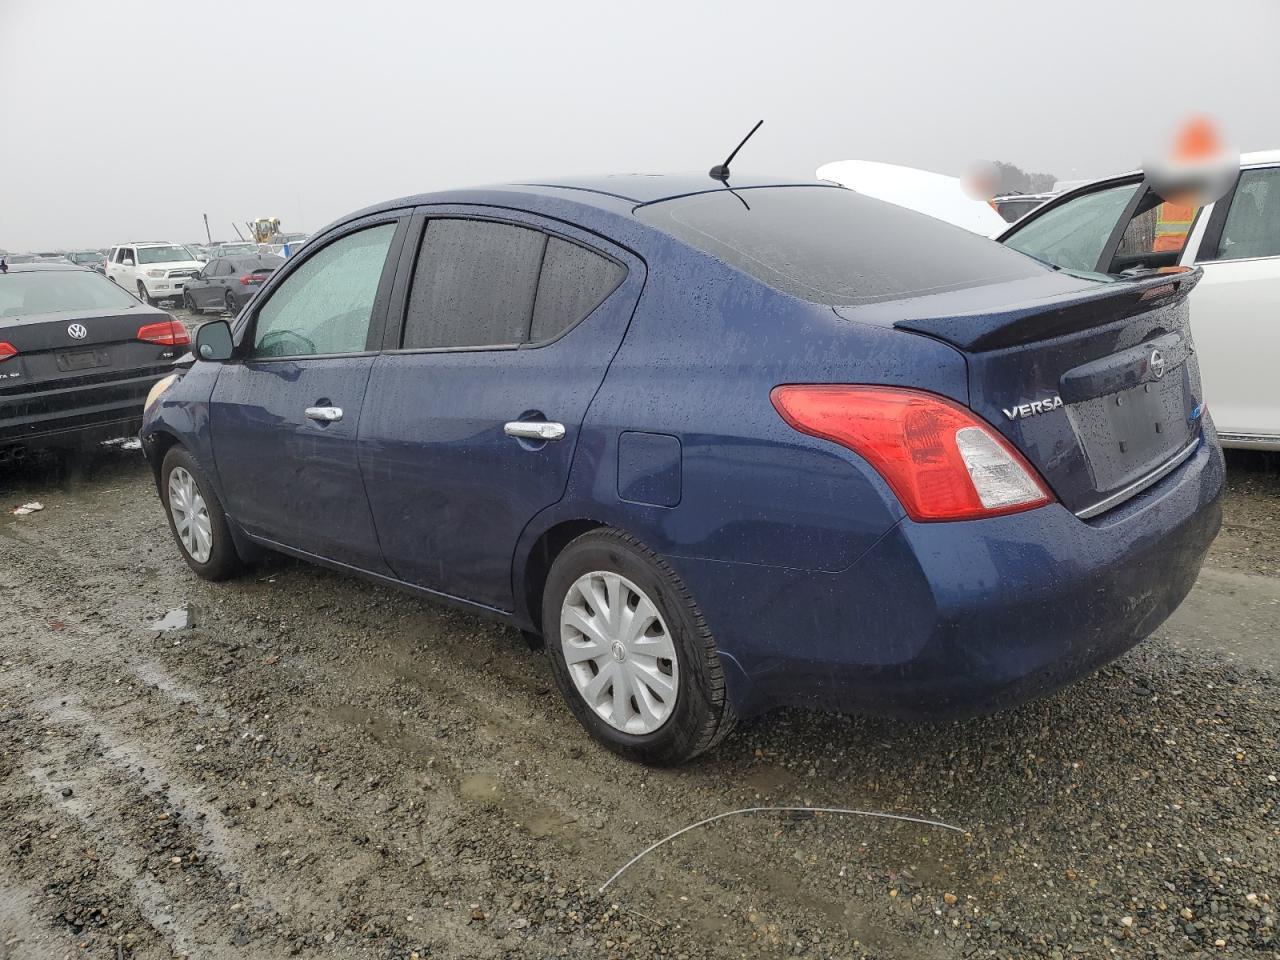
709,120,763,182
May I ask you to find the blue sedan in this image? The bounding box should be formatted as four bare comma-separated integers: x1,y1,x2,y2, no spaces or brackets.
139,174,1224,764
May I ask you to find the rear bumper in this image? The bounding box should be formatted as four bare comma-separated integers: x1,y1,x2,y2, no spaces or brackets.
673,435,1226,719
0,370,167,449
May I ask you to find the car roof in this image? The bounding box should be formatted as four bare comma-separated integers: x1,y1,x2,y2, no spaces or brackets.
1,262,88,273
328,174,840,237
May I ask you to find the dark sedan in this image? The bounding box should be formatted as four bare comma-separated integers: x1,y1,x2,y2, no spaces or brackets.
0,260,187,453
140,175,1222,764
182,255,283,315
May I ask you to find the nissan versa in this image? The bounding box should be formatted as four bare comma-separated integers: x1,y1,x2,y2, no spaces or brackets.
140,175,1224,764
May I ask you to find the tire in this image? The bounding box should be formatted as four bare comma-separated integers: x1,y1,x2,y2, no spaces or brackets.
136,281,155,306
542,528,736,765
183,291,200,315
224,291,237,315
159,446,242,581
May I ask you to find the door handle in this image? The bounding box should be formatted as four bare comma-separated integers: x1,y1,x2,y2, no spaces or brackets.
305,406,343,423
504,420,565,441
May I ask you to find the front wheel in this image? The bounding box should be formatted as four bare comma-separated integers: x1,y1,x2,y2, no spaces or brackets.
183,291,200,314
542,529,736,765
136,281,155,306
160,446,242,580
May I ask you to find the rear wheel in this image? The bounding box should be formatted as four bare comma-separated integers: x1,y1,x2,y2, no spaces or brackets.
160,446,241,580
136,281,155,306
224,291,237,315
542,529,736,765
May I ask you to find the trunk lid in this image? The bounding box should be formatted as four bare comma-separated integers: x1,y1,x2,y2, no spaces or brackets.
835,269,1205,518
0,307,183,386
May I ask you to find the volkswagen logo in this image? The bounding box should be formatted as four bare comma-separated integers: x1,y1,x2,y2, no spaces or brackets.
67,323,88,340
1149,347,1165,380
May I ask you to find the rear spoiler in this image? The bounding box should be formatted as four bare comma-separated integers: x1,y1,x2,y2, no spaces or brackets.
888,268,1201,352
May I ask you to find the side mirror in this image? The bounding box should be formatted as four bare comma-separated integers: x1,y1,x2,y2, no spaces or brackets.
123,257,135,266
194,319,234,362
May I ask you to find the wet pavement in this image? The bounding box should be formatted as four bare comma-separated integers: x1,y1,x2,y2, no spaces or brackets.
0,446,1276,959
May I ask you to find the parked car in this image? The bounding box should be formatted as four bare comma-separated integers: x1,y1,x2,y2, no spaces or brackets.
207,241,262,259
991,193,1055,223
0,261,188,453
105,242,204,306
140,175,1223,764
999,149,1280,449
65,250,107,273
182,254,283,315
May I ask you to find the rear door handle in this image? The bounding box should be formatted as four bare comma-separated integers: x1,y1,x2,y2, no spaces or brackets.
305,406,343,423
504,420,565,441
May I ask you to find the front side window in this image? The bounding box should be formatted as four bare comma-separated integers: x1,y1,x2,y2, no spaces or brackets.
251,223,396,358
1003,182,1140,273
1210,167,1280,261
402,219,545,350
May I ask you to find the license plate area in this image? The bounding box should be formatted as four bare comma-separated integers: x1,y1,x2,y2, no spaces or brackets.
56,348,110,372
1069,372,1192,492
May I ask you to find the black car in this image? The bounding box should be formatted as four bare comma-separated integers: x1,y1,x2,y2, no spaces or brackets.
0,260,188,453
182,255,283,315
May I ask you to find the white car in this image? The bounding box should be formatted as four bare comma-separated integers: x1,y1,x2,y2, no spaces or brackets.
816,159,1010,236
998,150,1280,450
105,242,205,306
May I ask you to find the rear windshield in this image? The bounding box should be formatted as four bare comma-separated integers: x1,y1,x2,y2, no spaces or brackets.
229,255,283,272
137,245,194,264
0,270,140,317
69,251,105,264
635,186,1046,305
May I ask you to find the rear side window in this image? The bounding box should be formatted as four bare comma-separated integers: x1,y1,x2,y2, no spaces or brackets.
1003,183,1140,274
1210,168,1280,261
530,237,625,342
403,220,544,349
400,220,626,350
635,186,1045,305
251,223,395,358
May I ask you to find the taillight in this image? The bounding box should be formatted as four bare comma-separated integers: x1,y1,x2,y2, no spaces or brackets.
136,320,191,347
0,342,17,361
770,384,1053,522
239,273,266,285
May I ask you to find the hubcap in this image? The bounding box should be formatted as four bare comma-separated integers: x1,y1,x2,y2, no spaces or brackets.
560,571,678,735
168,466,212,563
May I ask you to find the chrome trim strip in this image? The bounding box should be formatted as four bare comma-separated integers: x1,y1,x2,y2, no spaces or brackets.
1074,437,1201,520
1218,432,1280,446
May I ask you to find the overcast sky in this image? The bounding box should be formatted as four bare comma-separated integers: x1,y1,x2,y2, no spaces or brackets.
1,0,1275,250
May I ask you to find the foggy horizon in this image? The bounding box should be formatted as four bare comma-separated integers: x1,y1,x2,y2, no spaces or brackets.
2,0,1276,251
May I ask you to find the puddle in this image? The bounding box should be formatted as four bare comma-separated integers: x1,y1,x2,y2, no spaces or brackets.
150,606,194,631
459,773,501,802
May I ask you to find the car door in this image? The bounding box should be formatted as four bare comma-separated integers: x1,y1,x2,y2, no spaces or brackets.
208,214,407,570
1188,164,1280,443
359,209,644,610
189,261,216,308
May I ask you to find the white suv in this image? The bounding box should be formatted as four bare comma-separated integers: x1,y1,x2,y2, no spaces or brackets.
105,242,204,305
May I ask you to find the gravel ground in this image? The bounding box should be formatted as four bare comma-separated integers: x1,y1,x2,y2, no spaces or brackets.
0,446,1276,960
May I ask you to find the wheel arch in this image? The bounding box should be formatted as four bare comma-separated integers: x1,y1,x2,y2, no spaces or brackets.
515,517,607,638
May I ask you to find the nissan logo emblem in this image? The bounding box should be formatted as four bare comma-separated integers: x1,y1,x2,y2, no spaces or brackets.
67,323,88,340
1149,347,1166,380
